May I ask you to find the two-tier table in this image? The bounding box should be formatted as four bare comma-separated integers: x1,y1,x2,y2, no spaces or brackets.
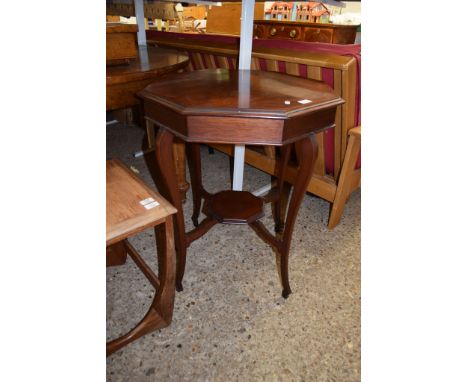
139,69,343,298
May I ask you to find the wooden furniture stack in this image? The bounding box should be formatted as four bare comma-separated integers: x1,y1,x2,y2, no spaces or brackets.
106,159,177,356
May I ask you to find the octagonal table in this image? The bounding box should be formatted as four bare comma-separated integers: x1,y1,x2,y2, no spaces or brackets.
139,69,343,298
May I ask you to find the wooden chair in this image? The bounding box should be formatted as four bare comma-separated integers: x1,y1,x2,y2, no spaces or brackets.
106,159,177,356
328,126,361,229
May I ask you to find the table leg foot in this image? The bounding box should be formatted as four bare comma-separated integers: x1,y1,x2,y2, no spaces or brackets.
176,282,184,292
280,250,292,299
282,288,291,299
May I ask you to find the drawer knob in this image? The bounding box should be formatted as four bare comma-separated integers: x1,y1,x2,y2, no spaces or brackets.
289,29,297,38
270,27,277,36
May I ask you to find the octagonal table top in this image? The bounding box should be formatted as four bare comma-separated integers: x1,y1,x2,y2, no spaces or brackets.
138,69,343,119
139,69,343,145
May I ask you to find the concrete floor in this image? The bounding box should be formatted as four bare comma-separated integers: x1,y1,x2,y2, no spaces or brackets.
106,122,361,381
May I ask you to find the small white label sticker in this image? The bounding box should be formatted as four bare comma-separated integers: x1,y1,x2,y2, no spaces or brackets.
139,197,155,206
298,99,312,104
144,201,160,210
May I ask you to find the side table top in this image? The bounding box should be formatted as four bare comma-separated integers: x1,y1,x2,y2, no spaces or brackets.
106,46,189,86
139,69,343,145
138,69,343,119
106,159,177,246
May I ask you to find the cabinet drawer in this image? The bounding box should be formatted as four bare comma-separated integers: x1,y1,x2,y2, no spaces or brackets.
266,25,302,40
303,27,333,43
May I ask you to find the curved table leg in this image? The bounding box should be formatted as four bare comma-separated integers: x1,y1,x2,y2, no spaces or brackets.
145,120,189,204
250,135,318,298
173,138,190,203
155,128,187,292
280,135,318,298
186,143,202,227
273,144,292,235
107,217,176,356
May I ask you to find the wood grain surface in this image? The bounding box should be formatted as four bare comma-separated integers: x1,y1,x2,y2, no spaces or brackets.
106,46,189,110
106,159,177,246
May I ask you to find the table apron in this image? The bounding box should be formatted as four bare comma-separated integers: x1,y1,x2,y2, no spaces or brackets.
186,116,284,145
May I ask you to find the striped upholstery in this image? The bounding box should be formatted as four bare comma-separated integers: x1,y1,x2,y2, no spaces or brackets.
186,52,237,71
250,58,337,175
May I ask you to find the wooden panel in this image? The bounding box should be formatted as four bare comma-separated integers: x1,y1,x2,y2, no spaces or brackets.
312,132,326,176
106,159,177,246
183,5,206,20
333,69,343,178
303,27,334,43
187,116,284,145
107,78,154,110
206,2,264,35
340,59,358,161
106,23,138,63
333,28,357,44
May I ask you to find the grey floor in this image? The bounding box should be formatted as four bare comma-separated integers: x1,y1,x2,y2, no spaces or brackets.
106,122,361,382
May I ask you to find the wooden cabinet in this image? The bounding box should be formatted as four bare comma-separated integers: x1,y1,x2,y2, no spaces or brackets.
206,2,265,35
183,5,206,20
106,23,138,65
254,20,358,44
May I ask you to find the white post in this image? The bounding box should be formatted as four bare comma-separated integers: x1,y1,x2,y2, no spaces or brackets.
232,0,255,191
238,0,255,70
134,0,146,46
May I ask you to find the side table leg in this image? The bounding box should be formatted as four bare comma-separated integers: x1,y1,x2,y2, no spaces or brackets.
106,217,176,356
155,128,187,292
273,144,292,235
106,241,127,267
280,135,318,298
186,143,202,227
173,138,190,203
146,120,189,204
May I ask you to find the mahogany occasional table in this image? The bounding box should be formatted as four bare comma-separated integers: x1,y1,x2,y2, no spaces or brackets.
106,159,177,356
138,69,343,298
